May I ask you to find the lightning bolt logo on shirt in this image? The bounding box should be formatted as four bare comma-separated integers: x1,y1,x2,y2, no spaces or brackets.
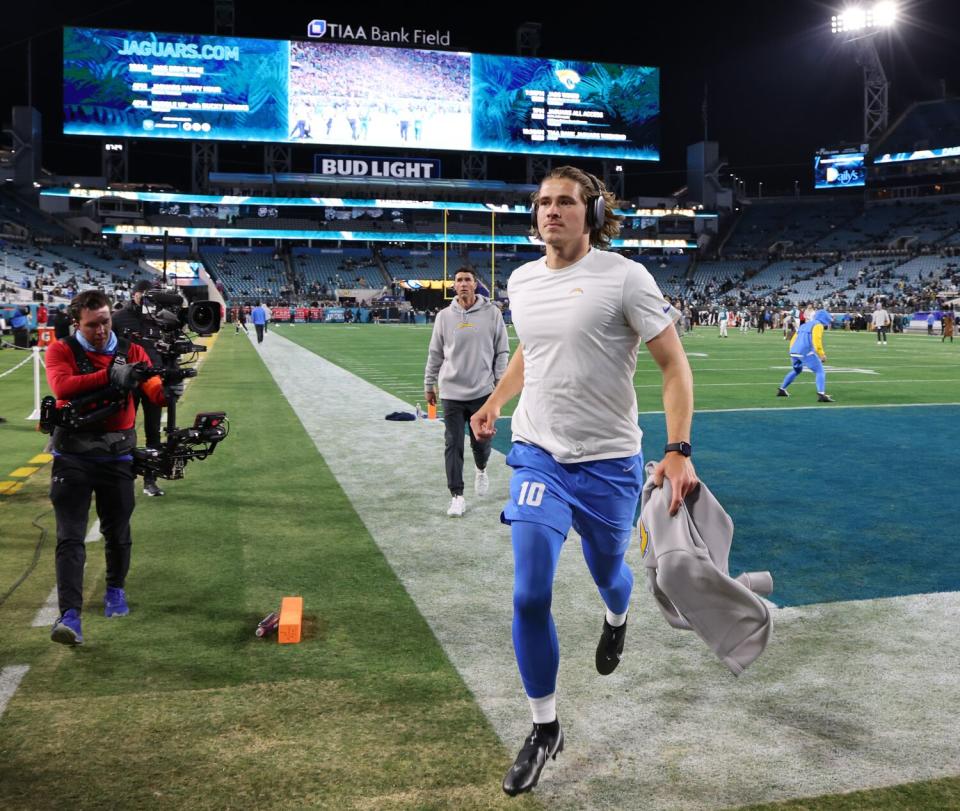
456,322,475,329
639,520,650,557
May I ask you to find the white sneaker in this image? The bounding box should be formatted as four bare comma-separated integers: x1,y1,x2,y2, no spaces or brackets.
475,468,489,497
447,495,466,517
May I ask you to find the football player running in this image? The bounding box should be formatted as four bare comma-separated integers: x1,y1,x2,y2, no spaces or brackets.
471,166,699,796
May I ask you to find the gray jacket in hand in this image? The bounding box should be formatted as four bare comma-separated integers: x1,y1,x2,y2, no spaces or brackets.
640,462,773,676
424,295,509,401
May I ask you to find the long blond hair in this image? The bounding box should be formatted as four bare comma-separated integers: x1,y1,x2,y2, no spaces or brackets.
530,165,623,248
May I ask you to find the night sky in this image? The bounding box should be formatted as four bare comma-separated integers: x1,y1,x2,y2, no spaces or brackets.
1,0,958,197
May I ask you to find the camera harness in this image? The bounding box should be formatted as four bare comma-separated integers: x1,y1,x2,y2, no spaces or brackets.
66,333,132,375
39,334,135,434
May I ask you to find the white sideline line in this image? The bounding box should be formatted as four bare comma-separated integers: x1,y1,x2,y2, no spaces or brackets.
0,666,29,720
639,401,960,416
32,518,100,627
492,402,960,420
635,378,958,389
31,587,59,628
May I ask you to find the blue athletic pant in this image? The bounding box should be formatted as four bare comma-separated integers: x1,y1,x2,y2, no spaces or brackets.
780,354,826,393
511,520,634,698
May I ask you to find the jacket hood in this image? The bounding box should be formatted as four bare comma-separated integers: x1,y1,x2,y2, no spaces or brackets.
813,309,832,327
450,295,491,314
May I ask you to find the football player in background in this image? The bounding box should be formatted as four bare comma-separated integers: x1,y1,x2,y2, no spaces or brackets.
777,308,834,402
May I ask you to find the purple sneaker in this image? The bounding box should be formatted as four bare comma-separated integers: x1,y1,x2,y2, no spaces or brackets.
104,587,129,617
51,609,83,645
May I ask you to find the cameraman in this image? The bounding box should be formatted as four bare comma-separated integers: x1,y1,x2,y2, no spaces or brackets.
112,280,166,497
45,290,180,646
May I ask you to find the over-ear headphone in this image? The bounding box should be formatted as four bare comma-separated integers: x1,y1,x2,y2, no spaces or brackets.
531,171,607,235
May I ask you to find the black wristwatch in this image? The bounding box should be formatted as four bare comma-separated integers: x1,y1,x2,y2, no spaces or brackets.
664,441,692,457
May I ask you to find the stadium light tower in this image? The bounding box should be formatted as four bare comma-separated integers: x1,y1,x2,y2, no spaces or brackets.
831,2,897,143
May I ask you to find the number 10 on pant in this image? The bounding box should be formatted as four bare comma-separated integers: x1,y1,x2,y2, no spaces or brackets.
517,481,545,507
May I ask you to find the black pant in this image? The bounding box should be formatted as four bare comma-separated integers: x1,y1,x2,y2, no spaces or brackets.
132,389,163,484
255,324,265,343
876,327,887,342
132,389,162,449
50,456,136,613
442,396,492,496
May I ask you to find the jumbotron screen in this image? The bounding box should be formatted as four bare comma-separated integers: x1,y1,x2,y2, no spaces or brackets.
813,150,866,189
873,146,960,164
63,27,660,161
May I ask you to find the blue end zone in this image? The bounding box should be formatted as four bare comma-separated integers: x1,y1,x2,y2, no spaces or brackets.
492,406,960,607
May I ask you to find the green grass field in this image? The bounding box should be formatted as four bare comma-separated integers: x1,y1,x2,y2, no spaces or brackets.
272,322,960,413
1,324,958,809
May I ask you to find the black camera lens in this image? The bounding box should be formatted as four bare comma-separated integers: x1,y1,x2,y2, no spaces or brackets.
186,301,221,335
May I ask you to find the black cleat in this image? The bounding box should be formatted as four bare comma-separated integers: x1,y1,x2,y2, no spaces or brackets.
502,721,564,796
776,388,789,397
596,616,627,675
817,393,834,402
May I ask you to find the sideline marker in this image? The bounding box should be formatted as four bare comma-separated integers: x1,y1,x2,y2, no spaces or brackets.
278,596,303,644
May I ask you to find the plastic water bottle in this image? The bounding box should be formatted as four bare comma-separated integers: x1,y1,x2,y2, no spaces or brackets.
416,402,422,421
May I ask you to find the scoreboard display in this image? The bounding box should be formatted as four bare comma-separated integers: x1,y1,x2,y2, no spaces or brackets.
813,149,866,190
63,27,660,161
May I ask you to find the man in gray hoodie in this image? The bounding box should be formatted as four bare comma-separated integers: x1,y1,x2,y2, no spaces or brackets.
424,268,510,516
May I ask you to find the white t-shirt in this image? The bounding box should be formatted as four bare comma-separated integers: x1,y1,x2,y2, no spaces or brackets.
508,249,677,463
872,308,890,328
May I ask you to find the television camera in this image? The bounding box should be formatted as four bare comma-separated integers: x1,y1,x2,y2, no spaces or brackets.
40,290,230,480
128,290,228,480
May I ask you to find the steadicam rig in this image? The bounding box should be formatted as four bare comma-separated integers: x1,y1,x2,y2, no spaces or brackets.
133,411,229,480
128,290,229,480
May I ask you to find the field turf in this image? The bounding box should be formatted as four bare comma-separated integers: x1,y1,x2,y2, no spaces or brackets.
0,323,958,809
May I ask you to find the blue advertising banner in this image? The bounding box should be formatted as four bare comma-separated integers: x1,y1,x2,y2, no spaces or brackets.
64,28,288,142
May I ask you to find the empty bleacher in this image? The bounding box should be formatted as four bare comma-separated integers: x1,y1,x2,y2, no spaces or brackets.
200,247,288,300
291,247,387,290
690,258,763,290
0,191,71,241
381,249,452,281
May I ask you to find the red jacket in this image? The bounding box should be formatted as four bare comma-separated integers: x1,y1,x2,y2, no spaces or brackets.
45,336,166,432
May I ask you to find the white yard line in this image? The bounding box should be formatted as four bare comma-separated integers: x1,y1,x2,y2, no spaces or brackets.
31,518,101,627
0,666,29,720
639,401,960,416
85,518,102,544
635,378,957,388
30,587,59,628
